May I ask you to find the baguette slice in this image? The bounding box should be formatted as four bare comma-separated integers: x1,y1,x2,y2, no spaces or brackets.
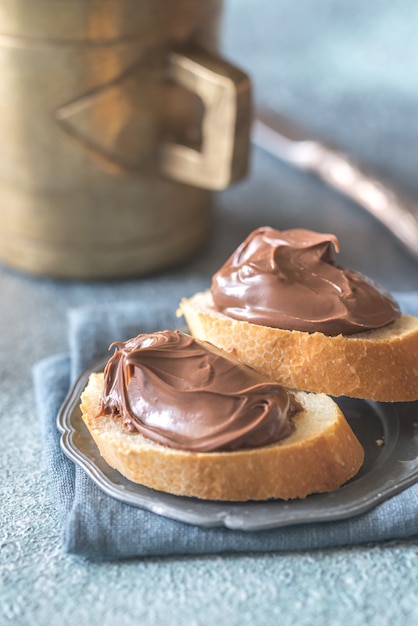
178,290,418,402
81,372,364,501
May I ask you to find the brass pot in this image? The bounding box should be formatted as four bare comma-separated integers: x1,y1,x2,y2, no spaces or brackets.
0,0,251,278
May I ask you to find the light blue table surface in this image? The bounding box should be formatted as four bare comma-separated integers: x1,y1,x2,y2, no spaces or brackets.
1,1,418,624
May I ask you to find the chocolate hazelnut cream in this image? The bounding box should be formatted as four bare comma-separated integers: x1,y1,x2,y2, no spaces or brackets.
211,226,400,336
100,330,300,452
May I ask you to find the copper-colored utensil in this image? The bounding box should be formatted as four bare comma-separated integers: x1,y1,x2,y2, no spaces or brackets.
253,108,418,259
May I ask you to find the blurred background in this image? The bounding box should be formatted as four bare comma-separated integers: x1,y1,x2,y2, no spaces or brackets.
225,0,418,192
217,0,418,288
1,0,418,288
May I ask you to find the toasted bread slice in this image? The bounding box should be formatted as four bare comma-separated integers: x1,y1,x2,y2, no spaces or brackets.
80,372,364,501
178,290,418,402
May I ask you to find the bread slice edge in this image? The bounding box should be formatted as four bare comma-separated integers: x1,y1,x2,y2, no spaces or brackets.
178,290,418,402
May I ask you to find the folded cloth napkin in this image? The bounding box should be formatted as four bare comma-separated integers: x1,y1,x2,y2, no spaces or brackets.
33,286,418,560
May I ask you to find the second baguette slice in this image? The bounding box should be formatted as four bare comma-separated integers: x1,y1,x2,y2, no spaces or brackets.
178,290,418,402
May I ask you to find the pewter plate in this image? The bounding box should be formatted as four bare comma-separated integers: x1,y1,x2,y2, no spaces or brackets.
57,357,418,530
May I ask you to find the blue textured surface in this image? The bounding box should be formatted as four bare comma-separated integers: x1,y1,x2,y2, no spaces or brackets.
2,1,418,624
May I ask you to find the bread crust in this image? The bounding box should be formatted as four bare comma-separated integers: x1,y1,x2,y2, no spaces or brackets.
178,290,418,402
80,372,364,501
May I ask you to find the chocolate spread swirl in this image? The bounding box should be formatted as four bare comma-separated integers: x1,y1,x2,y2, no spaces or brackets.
100,330,298,452
211,227,400,336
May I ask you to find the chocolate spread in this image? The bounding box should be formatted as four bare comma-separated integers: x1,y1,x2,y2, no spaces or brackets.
211,227,400,336
100,330,298,452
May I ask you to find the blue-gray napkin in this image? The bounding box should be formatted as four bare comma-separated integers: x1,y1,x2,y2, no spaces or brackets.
33,289,418,560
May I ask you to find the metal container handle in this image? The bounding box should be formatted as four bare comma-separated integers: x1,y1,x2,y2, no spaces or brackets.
162,45,252,190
